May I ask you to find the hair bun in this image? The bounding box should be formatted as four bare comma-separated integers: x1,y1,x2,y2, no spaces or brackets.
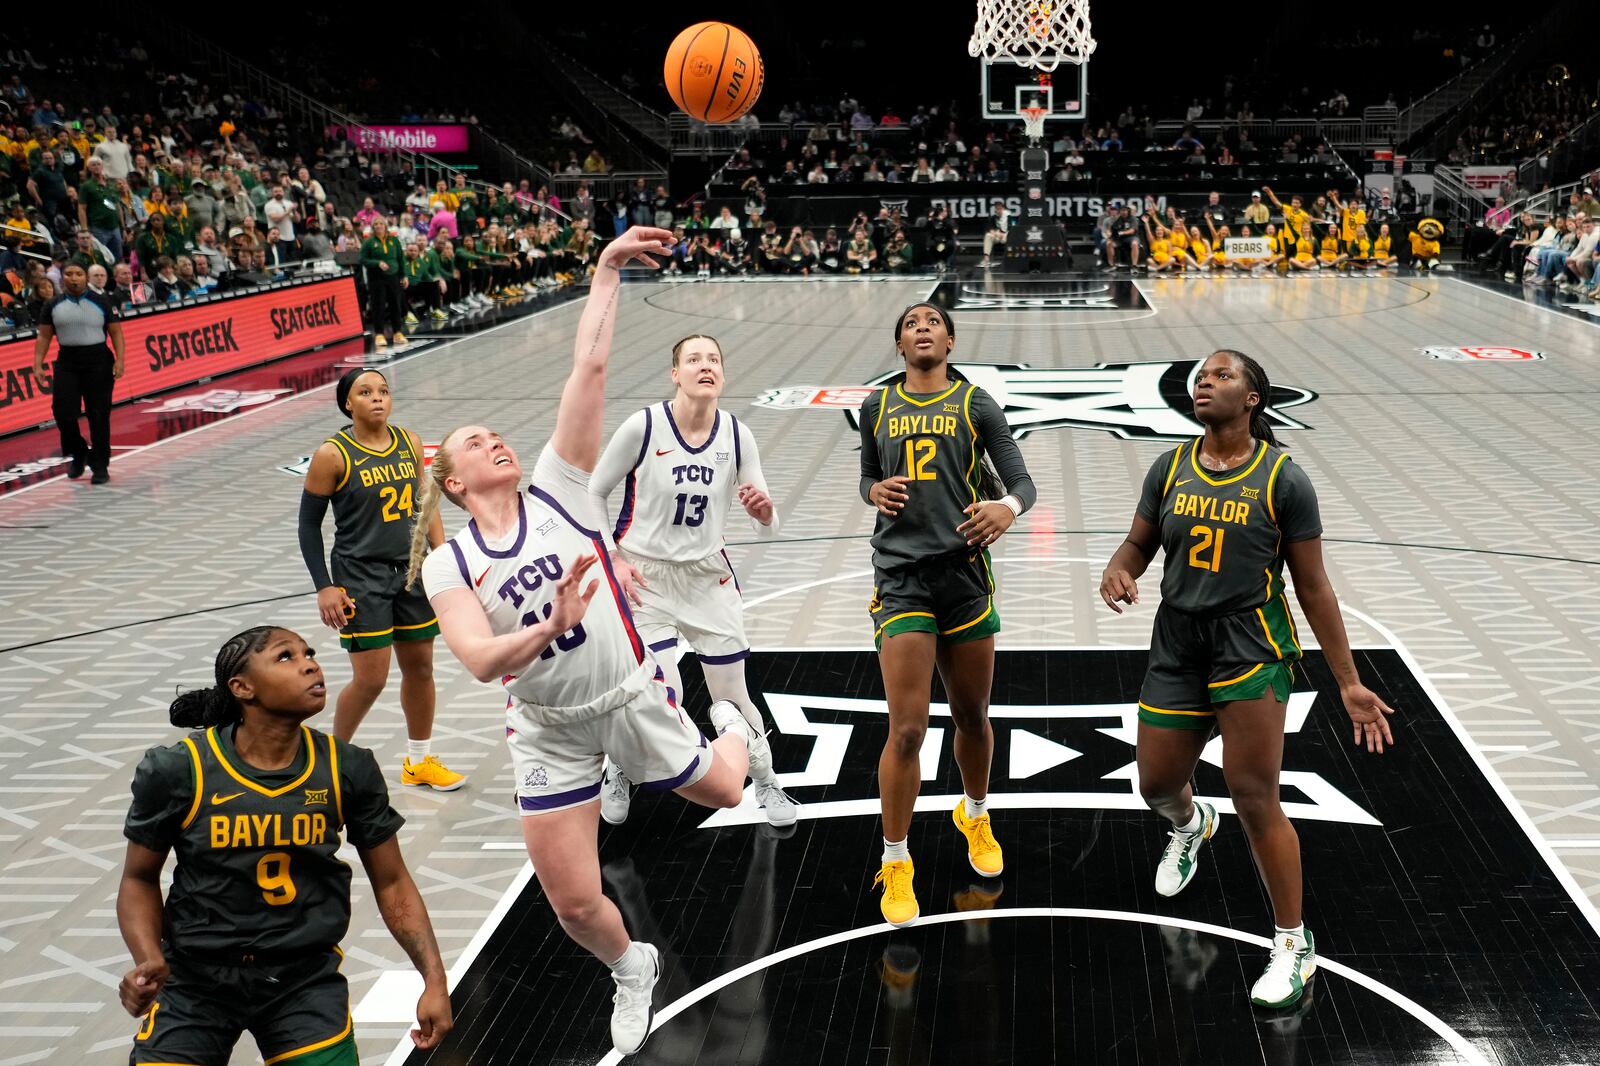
169,687,216,727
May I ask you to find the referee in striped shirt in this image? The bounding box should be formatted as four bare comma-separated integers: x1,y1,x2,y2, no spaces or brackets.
32,262,125,484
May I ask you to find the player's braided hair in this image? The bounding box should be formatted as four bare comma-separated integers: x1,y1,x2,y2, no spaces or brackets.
406,429,466,591
169,626,280,728
1213,349,1281,448
890,303,1007,500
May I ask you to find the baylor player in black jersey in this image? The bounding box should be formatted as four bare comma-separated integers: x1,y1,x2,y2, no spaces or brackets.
300,368,464,791
859,303,1036,928
118,626,451,1064
1100,349,1396,1009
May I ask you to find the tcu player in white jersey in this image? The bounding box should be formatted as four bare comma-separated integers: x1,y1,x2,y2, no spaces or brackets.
588,334,798,827
406,229,771,1057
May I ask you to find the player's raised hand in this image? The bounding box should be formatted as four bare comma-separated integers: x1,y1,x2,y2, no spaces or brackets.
548,554,601,634
118,958,170,1016
610,551,648,607
870,475,910,517
738,483,774,524
958,500,1014,547
411,980,454,1049
600,226,675,270
1341,683,1397,754
1099,568,1139,614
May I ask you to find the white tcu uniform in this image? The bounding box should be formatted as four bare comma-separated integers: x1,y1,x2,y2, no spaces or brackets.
422,445,710,814
591,403,778,665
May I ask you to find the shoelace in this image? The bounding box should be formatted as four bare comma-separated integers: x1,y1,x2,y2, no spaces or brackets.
968,816,1000,856
754,781,793,807
1260,943,1302,985
1160,829,1193,867
873,865,914,903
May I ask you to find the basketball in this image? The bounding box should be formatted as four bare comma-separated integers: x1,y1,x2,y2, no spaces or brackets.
664,21,764,124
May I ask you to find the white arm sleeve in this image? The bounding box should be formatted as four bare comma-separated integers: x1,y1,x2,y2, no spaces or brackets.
736,420,780,538
586,409,650,553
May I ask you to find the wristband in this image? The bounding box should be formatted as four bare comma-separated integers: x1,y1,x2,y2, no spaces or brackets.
1000,494,1024,517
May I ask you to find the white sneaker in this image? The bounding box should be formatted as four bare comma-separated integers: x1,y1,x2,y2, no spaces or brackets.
610,942,660,1054
1154,800,1218,897
709,700,772,781
753,777,799,827
1250,929,1317,1008
600,762,631,826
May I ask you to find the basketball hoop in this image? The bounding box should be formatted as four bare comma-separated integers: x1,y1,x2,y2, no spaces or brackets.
1020,106,1049,142
968,0,1096,72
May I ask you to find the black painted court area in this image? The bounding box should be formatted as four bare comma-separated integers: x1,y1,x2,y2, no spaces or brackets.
408,651,1600,1066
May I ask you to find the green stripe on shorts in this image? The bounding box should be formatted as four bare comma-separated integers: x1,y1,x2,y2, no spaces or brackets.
1209,660,1294,705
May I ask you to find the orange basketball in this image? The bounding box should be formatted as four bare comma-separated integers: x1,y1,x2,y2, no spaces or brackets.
664,21,764,124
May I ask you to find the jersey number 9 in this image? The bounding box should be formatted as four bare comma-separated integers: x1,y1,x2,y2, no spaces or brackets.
256,851,298,906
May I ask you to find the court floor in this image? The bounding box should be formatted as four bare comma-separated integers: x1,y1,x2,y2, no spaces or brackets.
1,270,1597,1064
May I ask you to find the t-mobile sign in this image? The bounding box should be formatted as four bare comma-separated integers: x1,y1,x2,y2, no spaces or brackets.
341,125,470,152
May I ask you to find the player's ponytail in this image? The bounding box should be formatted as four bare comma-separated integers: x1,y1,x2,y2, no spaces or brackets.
170,626,279,728
405,435,464,591
1216,349,1281,447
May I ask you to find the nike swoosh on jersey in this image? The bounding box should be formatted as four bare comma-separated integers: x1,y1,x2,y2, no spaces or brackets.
475,566,492,587
353,456,371,467
886,404,905,415
1175,478,1192,486
719,575,734,585
655,448,674,456
211,791,246,805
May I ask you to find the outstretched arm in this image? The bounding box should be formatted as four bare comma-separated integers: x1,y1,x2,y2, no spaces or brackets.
548,227,673,473
359,836,452,1049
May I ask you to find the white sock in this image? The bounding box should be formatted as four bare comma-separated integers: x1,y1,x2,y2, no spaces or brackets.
609,941,647,979
406,738,430,763
963,794,988,820
882,837,910,863
1176,805,1203,834
1274,925,1307,949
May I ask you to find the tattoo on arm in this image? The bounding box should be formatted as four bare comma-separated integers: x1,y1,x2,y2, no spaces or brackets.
380,885,445,979
584,284,619,363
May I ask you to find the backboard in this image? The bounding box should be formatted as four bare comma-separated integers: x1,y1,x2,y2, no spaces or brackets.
980,58,1088,122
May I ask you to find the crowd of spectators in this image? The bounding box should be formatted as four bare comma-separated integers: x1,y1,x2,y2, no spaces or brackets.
1444,63,1598,166
1463,176,1600,295
0,62,596,335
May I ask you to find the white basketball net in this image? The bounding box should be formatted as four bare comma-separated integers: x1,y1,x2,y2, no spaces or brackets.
968,0,1096,72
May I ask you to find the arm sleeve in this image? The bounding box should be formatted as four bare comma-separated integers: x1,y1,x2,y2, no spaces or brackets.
337,741,406,850
297,490,334,589
858,390,883,505
1135,451,1175,523
587,410,650,553
123,743,196,851
1271,459,1323,542
970,389,1036,512
735,420,780,537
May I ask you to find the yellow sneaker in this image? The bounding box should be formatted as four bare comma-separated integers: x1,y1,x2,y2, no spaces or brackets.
392,332,408,346
873,859,919,927
952,799,1003,877
402,754,466,791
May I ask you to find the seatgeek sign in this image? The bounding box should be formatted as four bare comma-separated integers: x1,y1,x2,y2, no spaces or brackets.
0,276,361,437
